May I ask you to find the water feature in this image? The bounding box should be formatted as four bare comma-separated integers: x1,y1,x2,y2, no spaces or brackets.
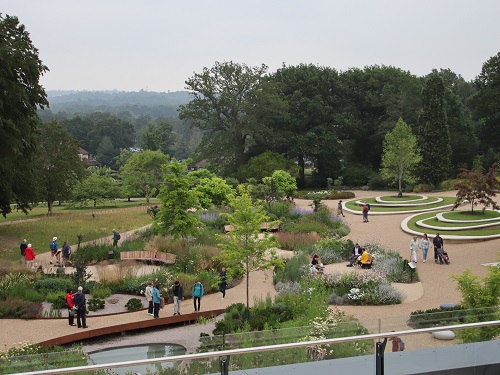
88,343,186,374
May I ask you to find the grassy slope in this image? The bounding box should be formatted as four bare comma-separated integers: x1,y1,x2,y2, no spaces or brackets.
0,203,155,261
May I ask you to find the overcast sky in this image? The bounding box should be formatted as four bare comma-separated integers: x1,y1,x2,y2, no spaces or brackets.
2,0,499,92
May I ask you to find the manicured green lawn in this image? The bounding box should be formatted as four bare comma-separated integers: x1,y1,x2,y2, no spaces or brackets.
345,197,455,212
406,211,500,236
441,210,500,220
378,195,422,201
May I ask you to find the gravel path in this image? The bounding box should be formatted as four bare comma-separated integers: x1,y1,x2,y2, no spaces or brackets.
1,190,498,354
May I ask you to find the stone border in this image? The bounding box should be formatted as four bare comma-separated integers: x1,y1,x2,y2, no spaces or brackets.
436,211,500,223
401,212,500,240
375,195,429,203
416,217,500,231
344,199,454,215
354,197,443,207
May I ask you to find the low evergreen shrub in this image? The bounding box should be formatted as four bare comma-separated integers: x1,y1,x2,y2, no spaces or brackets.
45,291,67,309
87,298,105,311
125,298,144,311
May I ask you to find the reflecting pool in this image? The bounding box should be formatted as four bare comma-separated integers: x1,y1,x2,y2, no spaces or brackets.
88,343,186,374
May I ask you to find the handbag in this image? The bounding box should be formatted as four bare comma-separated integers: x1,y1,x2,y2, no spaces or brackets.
160,296,165,309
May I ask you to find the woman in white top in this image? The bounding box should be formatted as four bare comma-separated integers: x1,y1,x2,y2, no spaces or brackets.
419,234,430,263
409,235,419,263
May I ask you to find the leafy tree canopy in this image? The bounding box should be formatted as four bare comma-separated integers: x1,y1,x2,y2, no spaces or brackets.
217,185,278,309
120,150,169,202
35,121,86,214
72,168,121,208
154,158,202,239
380,118,421,194
236,151,299,182
0,14,49,216
262,170,298,201
453,163,500,213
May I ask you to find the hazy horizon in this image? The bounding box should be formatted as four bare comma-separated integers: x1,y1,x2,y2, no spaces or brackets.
2,0,499,92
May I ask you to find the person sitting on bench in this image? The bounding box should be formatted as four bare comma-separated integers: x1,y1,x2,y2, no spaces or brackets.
347,243,362,267
311,254,325,272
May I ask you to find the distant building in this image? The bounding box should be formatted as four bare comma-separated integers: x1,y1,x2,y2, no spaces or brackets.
189,159,209,171
78,147,97,166
78,147,89,161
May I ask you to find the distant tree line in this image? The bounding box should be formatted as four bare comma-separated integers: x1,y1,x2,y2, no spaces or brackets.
2,13,499,217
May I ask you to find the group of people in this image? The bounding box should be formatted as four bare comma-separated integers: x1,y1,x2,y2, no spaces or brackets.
65,287,88,329
346,243,371,267
20,236,72,268
409,233,445,264
143,268,228,318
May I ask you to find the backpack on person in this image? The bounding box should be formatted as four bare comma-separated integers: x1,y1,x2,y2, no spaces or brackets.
400,339,405,351
367,204,371,211
49,241,56,251
117,234,121,240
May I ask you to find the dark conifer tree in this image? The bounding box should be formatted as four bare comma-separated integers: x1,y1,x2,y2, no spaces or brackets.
418,71,451,186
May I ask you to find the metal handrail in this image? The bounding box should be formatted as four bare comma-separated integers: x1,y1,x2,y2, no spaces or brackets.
10,320,500,375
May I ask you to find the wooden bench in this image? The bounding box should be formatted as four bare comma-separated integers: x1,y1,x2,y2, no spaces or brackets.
359,253,374,269
224,222,280,232
120,251,176,265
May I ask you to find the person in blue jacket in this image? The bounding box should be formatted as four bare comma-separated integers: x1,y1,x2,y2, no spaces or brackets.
192,280,204,312
153,284,161,318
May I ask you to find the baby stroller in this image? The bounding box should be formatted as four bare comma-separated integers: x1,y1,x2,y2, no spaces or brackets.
437,248,450,265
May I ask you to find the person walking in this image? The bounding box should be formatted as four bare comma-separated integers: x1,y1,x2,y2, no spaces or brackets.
61,241,71,267
49,237,58,264
192,280,204,312
73,286,88,328
362,203,369,222
25,244,35,268
420,234,430,263
218,268,227,300
172,281,184,315
337,200,345,217
20,239,27,263
152,284,161,318
432,233,444,264
112,229,120,247
145,282,153,316
390,332,404,352
65,288,76,326
409,235,419,263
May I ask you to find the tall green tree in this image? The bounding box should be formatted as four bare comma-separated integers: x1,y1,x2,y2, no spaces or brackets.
154,159,202,239
139,118,177,155
35,122,86,214
266,64,342,186
120,150,169,203
96,136,119,168
217,185,277,310
380,118,421,195
0,15,49,216
194,176,234,209
72,168,121,208
471,52,500,153
418,71,451,185
236,151,298,182
262,170,298,201
179,61,285,175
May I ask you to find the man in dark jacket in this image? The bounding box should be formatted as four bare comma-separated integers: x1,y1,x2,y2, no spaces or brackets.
347,243,363,267
432,233,444,264
172,281,184,316
73,286,88,328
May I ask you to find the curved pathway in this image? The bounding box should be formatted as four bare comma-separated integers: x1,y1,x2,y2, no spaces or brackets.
1,190,498,353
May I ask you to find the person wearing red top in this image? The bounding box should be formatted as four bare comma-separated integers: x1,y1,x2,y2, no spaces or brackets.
24,244,35,268
66,289,76,326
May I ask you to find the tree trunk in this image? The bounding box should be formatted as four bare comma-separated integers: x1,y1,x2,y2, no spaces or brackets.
298,154,305,188
246,257,249,311
47,200,53,215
